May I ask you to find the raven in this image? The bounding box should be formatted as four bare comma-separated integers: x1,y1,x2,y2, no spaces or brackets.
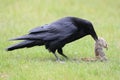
6,16,98,60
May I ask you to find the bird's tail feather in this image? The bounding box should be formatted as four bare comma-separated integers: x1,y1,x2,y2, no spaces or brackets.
6,40,44,51
10,35,31,41
10,34,42,41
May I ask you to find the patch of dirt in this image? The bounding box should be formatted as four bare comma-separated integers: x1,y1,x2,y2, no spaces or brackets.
81,57,99,62
81,56,108,62
0,72,9,80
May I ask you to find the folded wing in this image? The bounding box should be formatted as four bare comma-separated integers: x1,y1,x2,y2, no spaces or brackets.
11,22,77,42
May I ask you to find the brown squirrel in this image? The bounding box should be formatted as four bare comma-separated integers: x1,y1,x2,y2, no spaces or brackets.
81,37,108,62
95,37,108,61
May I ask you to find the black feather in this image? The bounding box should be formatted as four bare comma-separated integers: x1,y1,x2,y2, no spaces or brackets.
6,16,98,60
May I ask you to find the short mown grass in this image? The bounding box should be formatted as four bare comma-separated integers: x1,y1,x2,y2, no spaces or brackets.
0,0,120,80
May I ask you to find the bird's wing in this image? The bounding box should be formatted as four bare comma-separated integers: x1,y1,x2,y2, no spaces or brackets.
29,24,48,34
11,22,77,41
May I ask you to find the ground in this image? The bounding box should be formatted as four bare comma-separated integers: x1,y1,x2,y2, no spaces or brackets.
0,0,120,80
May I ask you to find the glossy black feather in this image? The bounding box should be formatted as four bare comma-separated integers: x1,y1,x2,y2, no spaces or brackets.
6,16,98,59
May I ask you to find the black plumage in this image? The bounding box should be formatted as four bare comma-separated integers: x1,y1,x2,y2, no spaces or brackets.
6,17,98,60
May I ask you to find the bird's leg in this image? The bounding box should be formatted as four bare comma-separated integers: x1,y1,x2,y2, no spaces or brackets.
53,52,60,61
57,48,68,59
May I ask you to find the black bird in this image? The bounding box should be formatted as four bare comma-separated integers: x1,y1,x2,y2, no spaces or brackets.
6,16,98,60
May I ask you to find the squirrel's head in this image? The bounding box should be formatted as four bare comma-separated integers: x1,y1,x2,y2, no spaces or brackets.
96,37,108,50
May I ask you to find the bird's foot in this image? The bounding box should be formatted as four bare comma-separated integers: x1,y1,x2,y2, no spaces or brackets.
55,58,66,63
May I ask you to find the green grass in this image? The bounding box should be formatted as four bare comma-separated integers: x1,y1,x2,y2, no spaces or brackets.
0,0,120,80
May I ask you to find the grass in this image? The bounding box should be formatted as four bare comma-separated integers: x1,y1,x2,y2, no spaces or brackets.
0,0,120,80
